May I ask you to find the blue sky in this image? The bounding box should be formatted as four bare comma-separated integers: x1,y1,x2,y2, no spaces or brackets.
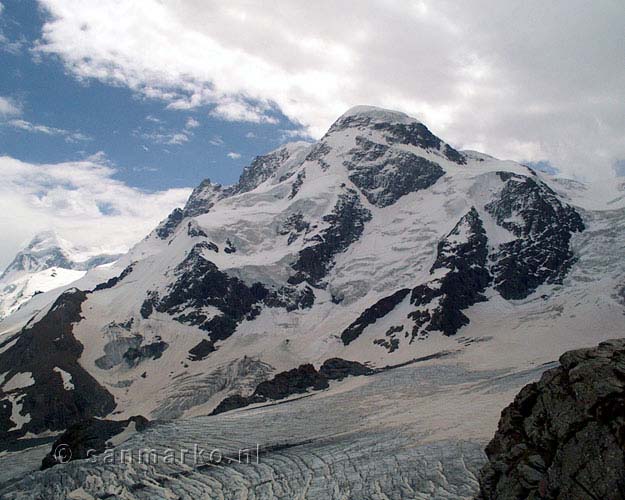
0,1,308,191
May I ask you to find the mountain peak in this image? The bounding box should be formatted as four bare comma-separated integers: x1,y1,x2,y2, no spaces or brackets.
339,105,420,124
25,230,68,252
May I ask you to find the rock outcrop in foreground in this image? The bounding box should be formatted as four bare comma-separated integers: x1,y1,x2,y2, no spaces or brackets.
477,338,625,500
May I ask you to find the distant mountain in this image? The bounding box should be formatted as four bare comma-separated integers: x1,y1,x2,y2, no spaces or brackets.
1,106,624,498
0,231,120,320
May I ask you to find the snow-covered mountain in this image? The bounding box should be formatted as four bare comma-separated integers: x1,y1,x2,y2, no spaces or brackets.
0,231,120,321
1,106,625,498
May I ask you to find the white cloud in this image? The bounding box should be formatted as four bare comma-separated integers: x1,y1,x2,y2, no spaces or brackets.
139,129,189,146
0,96,20,116
185,117,200,129
145,115,163,124
210,100,278,124
7,118,91,142
226,151,241,159
209,135,224,146
0,155,191,269
34,0,625,180
138,116,199,146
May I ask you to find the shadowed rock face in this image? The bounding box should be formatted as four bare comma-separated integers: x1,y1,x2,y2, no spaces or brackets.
0,290,115,446
142,244,315,351
341,289,411,345
41,415,150,470
288,189,372,286
409,206,491,338
340,207,492,349
346,147,445,208
477,338,625,500
143,244,270,344
235,147,292,194
210,359,373,415
486,172,585,300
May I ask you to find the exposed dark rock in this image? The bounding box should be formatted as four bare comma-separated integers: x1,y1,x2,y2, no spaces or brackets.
144,244,316,355
376,121,441,149
288,189,372,286
345,149,445,207
209,364,327,416
254,364,329,400
374,121,466,164
210,393,266,416
41,415,149,470
339,208,491,347
264,285,315,311
617,284,625,307
150,244,269,344
341,289,411,345
443,144,466,164
374,325,405,353
289,169,306,199
319,358,374,380
187,221,208,238
327,110,465,165
477,338,625,500
123,341,168,366
235,147,291,194
187,339,216,361
155,208,184,240
211,359,374,415
349,136,390,162
92,263,135,292
486,173,585,300
155,180,224,240
95,334,142,370
0,289,115,446
374,337,400,353
224,239,237,254
183,179,222,218
277,213,310,245
409,207,491,338
140,291,157,319
304,142,332,170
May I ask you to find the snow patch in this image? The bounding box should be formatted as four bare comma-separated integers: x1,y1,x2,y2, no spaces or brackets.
3,372,34,392
53,367,74,391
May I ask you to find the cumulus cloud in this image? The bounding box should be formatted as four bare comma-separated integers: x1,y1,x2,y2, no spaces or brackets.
226,151,241,159
185,117,200,129
33,0,625,180
0,154,191,269
0,96,20,116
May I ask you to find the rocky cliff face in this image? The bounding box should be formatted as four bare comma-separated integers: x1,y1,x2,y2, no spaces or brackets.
477,338,625,500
